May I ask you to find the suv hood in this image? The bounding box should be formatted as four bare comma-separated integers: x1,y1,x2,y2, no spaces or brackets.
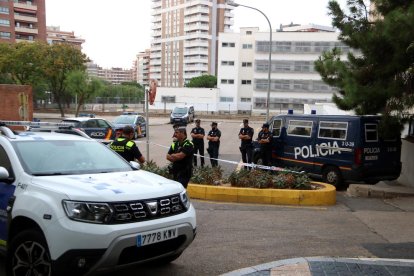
31,170,183,201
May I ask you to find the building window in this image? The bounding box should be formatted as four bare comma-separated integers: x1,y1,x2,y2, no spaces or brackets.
0,32,11,39
241,80,252,85
220,97,233,102
246,31,252,35
275,41,292,52
0,19,10,26
221,60,234,66
221,79,234,84
161,96,176,103
0,7,9,14
241,62,252,67
240,98,251,102
294,42,312,52
222,42,235,47
242,44,253,49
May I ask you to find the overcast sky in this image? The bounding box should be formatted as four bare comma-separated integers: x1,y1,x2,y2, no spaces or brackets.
45,0,348,69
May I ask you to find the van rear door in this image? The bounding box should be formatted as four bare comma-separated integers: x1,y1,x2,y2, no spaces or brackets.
360,118,401,181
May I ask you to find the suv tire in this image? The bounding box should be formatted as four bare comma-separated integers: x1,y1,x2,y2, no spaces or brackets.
7,229,52,276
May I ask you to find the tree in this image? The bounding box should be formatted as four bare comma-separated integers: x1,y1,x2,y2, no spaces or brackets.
0,42,47,86
186,74,217,88
314,0,414,133
65,70,105,116
42,43,89,117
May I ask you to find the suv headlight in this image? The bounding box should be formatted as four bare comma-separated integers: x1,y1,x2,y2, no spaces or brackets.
180,190,191,210
63,200,113,224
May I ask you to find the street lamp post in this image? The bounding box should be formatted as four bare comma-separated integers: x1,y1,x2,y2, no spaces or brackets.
228,1,272,121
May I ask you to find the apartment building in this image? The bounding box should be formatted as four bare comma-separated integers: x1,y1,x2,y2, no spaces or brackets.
136,49,151,86
217,26,350,115
0,0,46,43
86,62,135,85
150,0,234,87
46,26,85,50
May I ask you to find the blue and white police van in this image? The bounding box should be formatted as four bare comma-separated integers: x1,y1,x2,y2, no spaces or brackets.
252,113,402,187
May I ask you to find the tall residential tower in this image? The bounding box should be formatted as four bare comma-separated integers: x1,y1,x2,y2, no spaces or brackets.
150,0,234,87
0,0,46,43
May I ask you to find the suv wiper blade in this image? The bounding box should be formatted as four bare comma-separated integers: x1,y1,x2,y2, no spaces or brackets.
32,172,67,176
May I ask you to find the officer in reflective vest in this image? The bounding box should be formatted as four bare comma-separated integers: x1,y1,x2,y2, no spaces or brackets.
166,127,194,188
110,125,145,164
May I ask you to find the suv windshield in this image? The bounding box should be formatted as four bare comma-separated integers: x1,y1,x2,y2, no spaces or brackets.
12,140,132,175
113,115,135,124
173,107,188,115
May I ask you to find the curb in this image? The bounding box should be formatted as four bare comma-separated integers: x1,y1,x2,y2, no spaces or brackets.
187,182,336,206
220,257,414,276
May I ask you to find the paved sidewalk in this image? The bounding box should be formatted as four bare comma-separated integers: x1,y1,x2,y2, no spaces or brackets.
221,257,414,276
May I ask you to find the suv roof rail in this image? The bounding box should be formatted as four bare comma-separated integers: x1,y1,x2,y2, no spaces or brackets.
0,120,91,139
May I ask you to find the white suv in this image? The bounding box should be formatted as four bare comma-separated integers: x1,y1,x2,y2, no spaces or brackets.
0,124,196,276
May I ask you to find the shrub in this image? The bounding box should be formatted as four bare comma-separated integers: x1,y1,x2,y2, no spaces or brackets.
191,166,223,185
142,160,173,179
142,161,312,190
228,169,312,190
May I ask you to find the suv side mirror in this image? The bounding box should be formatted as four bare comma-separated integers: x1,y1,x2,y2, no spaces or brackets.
0,167,9,179
129,161,140,170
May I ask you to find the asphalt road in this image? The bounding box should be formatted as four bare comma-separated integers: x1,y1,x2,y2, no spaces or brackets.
104,194,414,276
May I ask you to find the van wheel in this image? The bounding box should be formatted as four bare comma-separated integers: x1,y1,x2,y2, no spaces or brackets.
253,154,263,166
7,229,52,276
323,166,342,187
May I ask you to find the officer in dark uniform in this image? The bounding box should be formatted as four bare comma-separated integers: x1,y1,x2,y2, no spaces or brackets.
190,119,205,167
110,125,145,164
238,119,254,170
257,123,272,166
207,122,221,167
166,127,194,188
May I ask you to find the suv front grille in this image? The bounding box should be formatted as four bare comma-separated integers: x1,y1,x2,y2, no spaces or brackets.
109,194,186,224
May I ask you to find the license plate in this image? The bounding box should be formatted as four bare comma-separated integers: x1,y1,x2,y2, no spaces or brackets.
137,227,178,247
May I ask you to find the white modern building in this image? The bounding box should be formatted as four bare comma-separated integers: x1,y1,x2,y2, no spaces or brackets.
150,0,235,87
217,25,351,115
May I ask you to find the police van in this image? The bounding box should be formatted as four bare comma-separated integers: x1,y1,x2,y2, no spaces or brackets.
252,113,402,186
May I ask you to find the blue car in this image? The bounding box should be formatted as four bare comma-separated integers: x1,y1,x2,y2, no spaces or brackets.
61,117,117,142
112,114,147,139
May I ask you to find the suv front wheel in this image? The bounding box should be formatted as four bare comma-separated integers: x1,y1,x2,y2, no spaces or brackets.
7,229,52,276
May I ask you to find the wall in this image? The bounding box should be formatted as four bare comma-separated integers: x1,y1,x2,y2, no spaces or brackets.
397,139,414,188
149,87,220,113
0,85,33,124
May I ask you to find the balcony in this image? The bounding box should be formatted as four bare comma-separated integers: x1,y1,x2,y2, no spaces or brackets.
184,15,210,24
14,14,38,23
13,1,37,11
15,26,38,34
184,48,209,55
184,40,209,48
184,6,209,16
152,23,162,30
151,51,162,58
185,23,210,32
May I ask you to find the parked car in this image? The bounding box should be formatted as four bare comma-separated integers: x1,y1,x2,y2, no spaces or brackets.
170,106,195,124
112,114,147,139
252,113,402,187
61,117,117,142
0,123,196,276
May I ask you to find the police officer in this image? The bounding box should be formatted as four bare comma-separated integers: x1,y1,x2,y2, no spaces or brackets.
257,123,272,166
238,119,254,170
190,119,205,167
207,122,221,167
110,125,145,164
166,127,194,188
